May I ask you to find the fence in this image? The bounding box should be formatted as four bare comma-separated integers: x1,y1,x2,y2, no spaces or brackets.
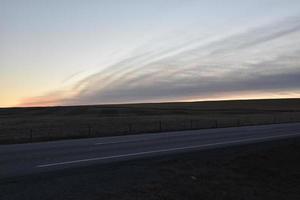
0,112,300,144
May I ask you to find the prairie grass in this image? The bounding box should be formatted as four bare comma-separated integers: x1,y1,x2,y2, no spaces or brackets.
1,99,300,144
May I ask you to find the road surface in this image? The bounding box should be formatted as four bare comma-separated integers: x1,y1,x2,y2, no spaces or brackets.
1,123,300,179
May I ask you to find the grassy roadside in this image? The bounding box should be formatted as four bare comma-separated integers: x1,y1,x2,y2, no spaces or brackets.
1,138,300,200
1,98,300,144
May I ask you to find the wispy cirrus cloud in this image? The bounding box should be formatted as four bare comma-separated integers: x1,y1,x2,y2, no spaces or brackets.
20,16,300,106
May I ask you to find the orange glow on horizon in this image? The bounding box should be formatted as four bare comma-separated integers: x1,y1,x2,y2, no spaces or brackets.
2,90,298,108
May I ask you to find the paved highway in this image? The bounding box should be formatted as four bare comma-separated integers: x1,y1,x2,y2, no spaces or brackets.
1,123,300,179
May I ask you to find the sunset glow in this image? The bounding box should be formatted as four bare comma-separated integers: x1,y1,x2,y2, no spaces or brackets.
1,1,300,107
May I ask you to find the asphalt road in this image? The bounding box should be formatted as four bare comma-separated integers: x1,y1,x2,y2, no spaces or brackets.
1,123,300,179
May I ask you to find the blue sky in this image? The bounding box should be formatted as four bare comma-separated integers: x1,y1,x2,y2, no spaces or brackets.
1,0,300,107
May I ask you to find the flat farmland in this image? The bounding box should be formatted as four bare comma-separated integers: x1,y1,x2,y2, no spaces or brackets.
1,98,300,144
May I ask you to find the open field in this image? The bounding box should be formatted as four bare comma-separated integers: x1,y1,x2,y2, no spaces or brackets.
1,98,300,144
1,137,299,200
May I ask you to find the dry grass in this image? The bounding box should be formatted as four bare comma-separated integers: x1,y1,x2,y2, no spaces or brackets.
1,98,300,144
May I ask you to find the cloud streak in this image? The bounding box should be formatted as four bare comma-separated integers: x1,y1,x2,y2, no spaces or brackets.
20,16,300,106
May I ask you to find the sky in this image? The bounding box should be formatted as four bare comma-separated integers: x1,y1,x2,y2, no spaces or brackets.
1,0,300,107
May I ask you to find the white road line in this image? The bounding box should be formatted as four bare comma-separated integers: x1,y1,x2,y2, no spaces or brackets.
95,139,144,145
37,132,300,168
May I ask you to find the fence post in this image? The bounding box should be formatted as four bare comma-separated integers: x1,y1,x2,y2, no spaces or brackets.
48,126,51,139
159,120,162,132
128,123,132,133
237,119,241,127
88,125,92,136
30,129,33,142
59,126,62,138
215,120,218,128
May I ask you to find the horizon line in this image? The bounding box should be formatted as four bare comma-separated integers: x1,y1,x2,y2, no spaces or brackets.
1,97,300,109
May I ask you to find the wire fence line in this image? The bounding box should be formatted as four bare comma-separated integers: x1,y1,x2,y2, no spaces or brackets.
1,112,300,144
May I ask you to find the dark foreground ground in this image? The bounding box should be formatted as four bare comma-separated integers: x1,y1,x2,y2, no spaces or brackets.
1,137,300,200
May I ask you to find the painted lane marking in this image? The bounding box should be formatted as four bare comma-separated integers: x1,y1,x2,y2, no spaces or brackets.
37,132,300,168
95,139,146,145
